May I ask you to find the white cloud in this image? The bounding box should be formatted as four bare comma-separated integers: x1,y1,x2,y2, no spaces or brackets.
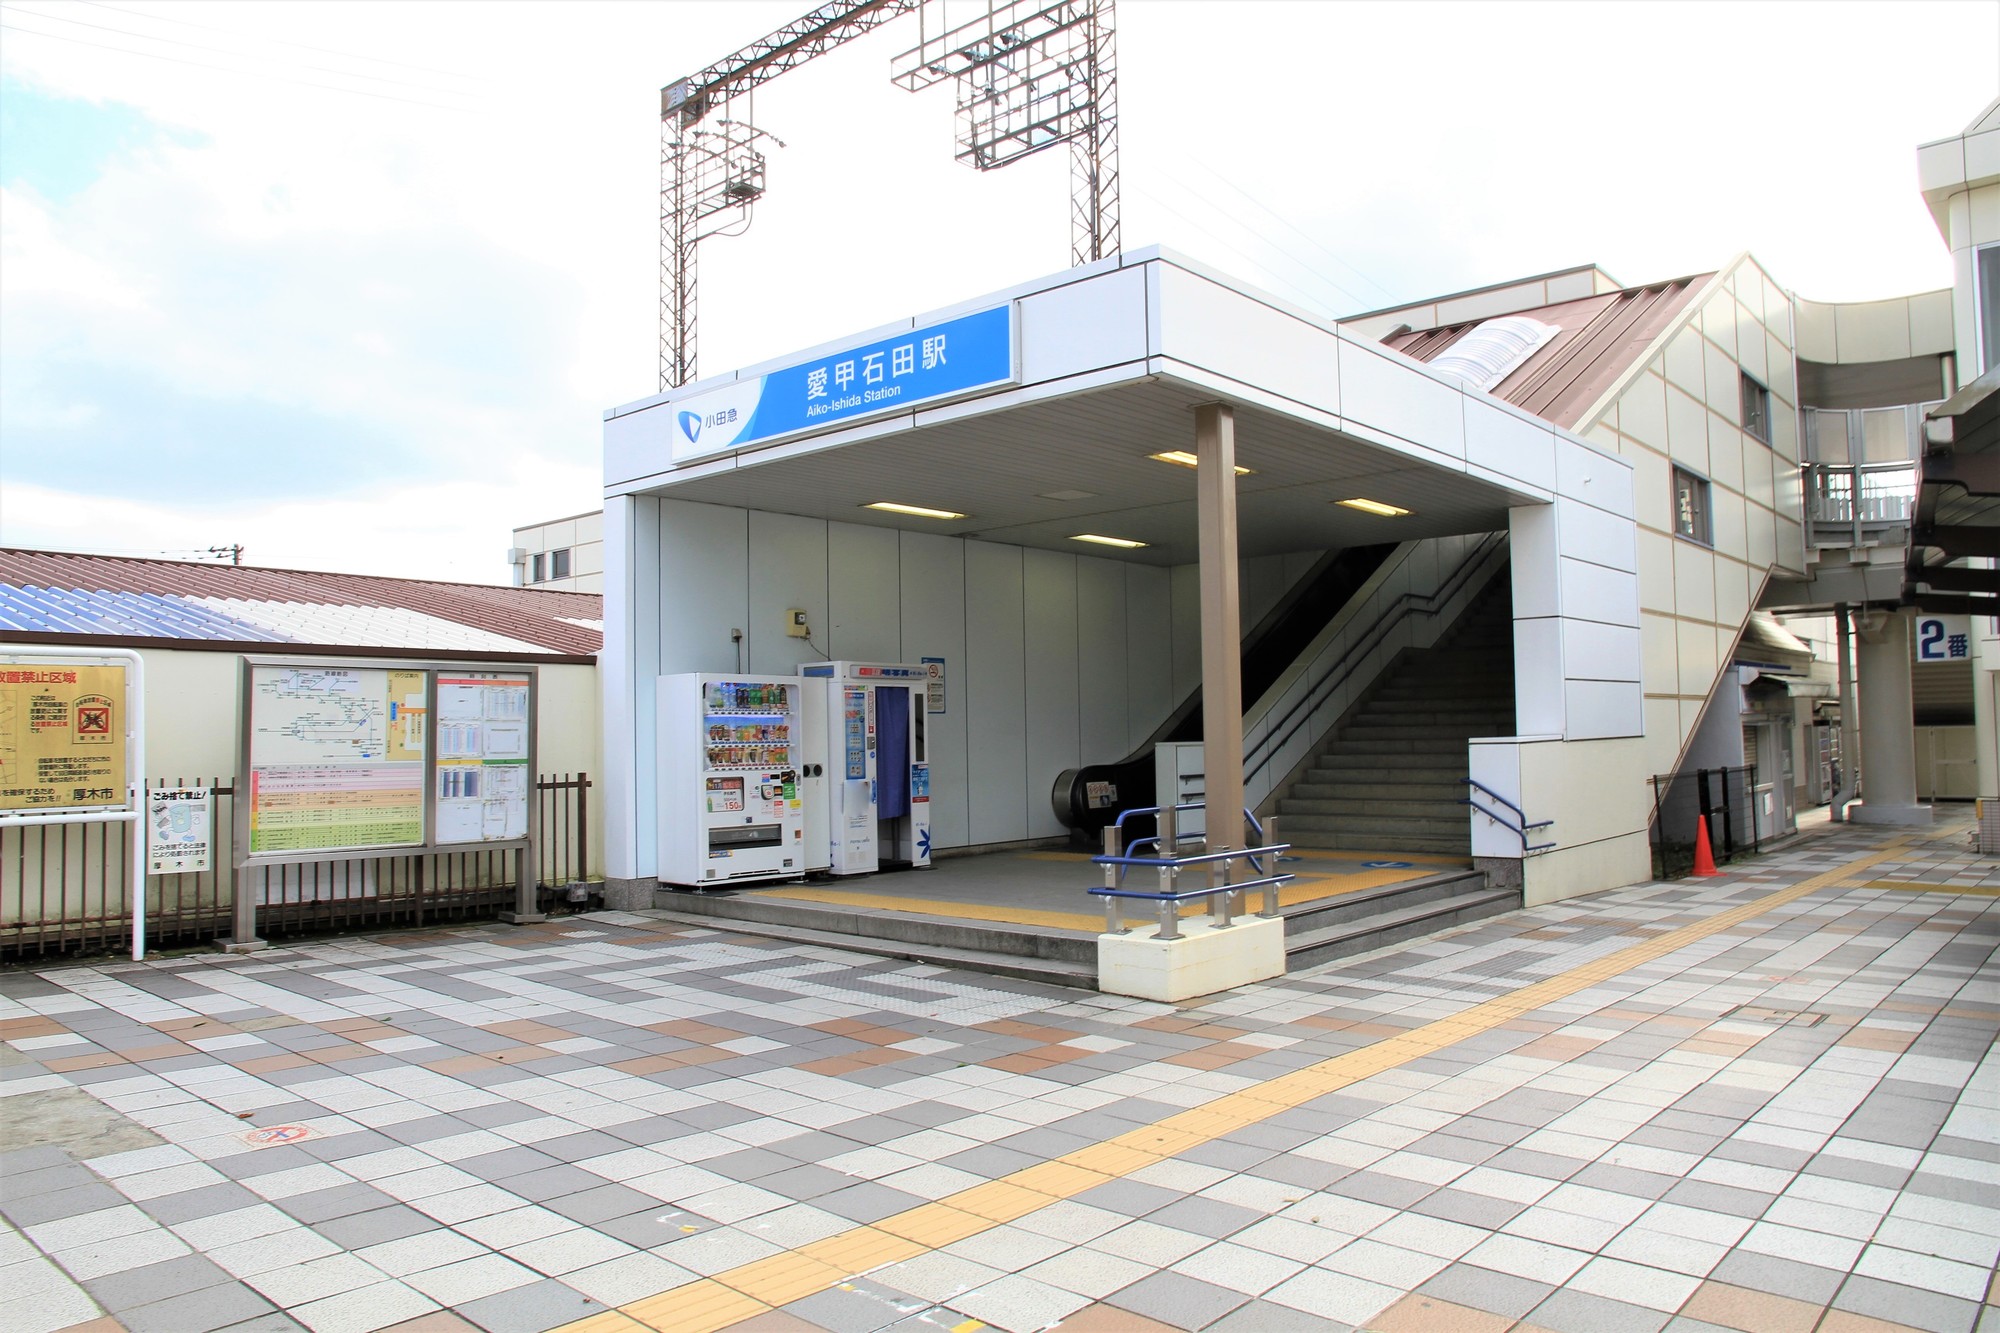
2,0,1993,583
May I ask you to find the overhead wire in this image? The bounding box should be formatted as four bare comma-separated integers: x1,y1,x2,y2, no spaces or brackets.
0,3,479,99
71,0,487,83
1128,182,1341,319
0,19,474,113
1182,158,1400,305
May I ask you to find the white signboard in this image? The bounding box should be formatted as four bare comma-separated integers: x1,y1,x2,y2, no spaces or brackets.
148,786,213,874
923,657,947,715
1916,614,1972,664
434,672,532,843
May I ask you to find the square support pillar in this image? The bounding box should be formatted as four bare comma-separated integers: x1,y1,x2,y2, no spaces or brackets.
1195,403,1245,855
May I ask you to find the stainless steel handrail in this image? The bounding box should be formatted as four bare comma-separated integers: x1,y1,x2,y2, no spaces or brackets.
1090,804,1293,939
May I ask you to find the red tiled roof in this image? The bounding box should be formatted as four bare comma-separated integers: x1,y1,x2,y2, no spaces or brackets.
0,549,601,657
1383,275,1713,429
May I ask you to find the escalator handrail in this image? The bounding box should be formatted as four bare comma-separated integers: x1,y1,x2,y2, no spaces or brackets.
1244,533,1508,786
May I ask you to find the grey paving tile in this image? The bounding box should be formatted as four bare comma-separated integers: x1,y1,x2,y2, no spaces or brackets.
1832,1273,1981,1333
1323,1170,1432,1210
1204,1297,1350,1332
1570,1163,1680,1200
1108,1270,1249,1330
815,1183,928,1225
759,1164,866,1202
782,1276,929,1333
1078,1180,1187,1219
1143,1198,1263,1240
0,1182,128,1226
1418,1261,1554,1319
1527,1287,1673,1333
140,1181,264,1225
454,1277,610,1333
1660,1181,1775,1218
1708,1251,1845,1305
279,1183,391,1225
544,1184,660,1225
120,1281,282,1333
315,1204,442,1250
84,1253,235,1310
496,1164,609,1203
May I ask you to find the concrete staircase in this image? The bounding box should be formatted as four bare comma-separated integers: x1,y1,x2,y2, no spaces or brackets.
1273,577,1515,855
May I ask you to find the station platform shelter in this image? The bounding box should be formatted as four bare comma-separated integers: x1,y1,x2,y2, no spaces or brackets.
596,246,1824,986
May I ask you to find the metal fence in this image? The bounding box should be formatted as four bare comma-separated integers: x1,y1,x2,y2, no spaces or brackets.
1,772,594,961
1649,764,1760,879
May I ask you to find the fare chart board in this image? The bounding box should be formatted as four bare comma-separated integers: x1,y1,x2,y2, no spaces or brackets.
247,666,429,854
434,672,531,843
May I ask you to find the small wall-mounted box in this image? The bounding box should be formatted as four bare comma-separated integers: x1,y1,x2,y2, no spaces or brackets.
786,609,810,639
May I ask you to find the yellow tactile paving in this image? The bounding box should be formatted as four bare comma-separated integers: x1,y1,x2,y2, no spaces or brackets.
565,835,1925,1333
751,867,1443,932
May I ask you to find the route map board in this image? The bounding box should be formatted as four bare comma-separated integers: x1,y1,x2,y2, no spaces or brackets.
0,664,127,813
248,666,428,854
434,673,531,843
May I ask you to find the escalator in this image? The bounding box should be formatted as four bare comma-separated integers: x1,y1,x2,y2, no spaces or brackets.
1052,543,1395,840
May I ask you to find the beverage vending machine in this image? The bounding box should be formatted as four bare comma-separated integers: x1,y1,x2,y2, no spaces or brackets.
800,662,931,877
656,674,806,886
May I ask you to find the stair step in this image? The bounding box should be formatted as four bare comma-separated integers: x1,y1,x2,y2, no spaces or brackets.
639,908,1098,989
1289,782,1465,802
1286,888,1519,970
653,887,1099,965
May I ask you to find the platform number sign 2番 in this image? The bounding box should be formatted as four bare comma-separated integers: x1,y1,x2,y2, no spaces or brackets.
1915,614,1971,664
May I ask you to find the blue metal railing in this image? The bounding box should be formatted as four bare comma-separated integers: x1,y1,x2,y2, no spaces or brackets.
1090,803,1294,939
1460,778,1555,854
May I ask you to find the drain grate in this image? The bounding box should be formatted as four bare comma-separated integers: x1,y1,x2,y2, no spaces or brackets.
1723,1005,1826,1027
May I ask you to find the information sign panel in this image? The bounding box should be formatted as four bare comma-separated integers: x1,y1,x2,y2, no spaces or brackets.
247,666,428,854
0,664,127,812
1915,614,1972,664
433,672,531,843
148,787,213,874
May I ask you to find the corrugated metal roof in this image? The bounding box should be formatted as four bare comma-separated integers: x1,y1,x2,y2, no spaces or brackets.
0,549,601,656
1383,275,1712,430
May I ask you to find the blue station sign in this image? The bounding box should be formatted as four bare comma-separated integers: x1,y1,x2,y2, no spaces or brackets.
669,305,1016,464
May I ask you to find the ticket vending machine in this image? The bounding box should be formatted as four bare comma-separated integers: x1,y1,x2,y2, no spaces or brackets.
656,674,806,886
800,662,931,877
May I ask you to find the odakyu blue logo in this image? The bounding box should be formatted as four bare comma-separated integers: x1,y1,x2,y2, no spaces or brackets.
678,411,702,443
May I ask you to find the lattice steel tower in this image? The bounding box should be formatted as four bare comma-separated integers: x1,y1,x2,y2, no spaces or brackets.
659,0,1120,391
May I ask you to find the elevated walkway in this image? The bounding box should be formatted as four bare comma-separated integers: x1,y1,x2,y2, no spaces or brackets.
646,846,1516,989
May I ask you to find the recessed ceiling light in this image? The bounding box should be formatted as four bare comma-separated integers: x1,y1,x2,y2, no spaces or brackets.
1336,498,1412,518
1148,450,1252,475
865,501,966,520
1038,489,1097,502
1071,533,1148,549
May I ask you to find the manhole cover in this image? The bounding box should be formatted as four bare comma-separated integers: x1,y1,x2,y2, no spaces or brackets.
1723,1006,1825,1027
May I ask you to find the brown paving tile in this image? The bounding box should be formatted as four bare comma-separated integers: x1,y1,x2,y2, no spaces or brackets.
0,1016,66,1039
480,1019,574,1043
851,1026,917,1046
120,1042,196,1062
645,1020,744,1043
1838,1030,1914,1052
426,1054,507,1076
44,1052,127,1072
306,1043,377,1064
983,1053,1058,1074
234,1053,313,1075
152,1015,234,1035
1369,1293,1513,1332
799,1056,869,1076
1054,1303,1189,1332
1024,1044,1086,1065
1133,1016,1201,1033
848,1048,913,1068
1515,1036,1599,1061
1680,1280,1824,1333
486,1045,568,1065
808,1019,874,1037
55,1318,129,1333
1988,1264,1999,1305
1185,1024,1252,1039
1161,1043,1262,1069
381,1314,481,1333
1816,1312,1928,1333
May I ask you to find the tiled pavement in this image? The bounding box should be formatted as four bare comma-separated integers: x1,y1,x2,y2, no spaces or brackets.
2,817,1996,1333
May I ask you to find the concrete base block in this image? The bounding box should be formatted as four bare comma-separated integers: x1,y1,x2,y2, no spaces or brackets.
1848,803,1935,826
498,911,549,925
599,876,657,911
1097,915,1285,1002
215,937,268,955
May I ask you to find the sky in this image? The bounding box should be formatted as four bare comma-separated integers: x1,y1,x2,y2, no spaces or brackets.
2,0,1995,584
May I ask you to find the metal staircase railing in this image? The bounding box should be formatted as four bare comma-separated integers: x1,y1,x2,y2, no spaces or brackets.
1089,804,1292,939
1459,777,1555,854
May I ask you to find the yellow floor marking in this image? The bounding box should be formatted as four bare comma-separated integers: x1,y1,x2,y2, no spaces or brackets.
1855,879,2000,897
572,836,1917,1333
753,868,1438,932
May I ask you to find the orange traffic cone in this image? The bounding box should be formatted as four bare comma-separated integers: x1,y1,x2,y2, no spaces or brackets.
1691,815,1719,877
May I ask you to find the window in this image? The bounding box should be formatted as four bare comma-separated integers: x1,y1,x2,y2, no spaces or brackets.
530,553,545,583
1673,467,1712,545
550,548,571,579
1979,244,2000,375
1740,371,1771,444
